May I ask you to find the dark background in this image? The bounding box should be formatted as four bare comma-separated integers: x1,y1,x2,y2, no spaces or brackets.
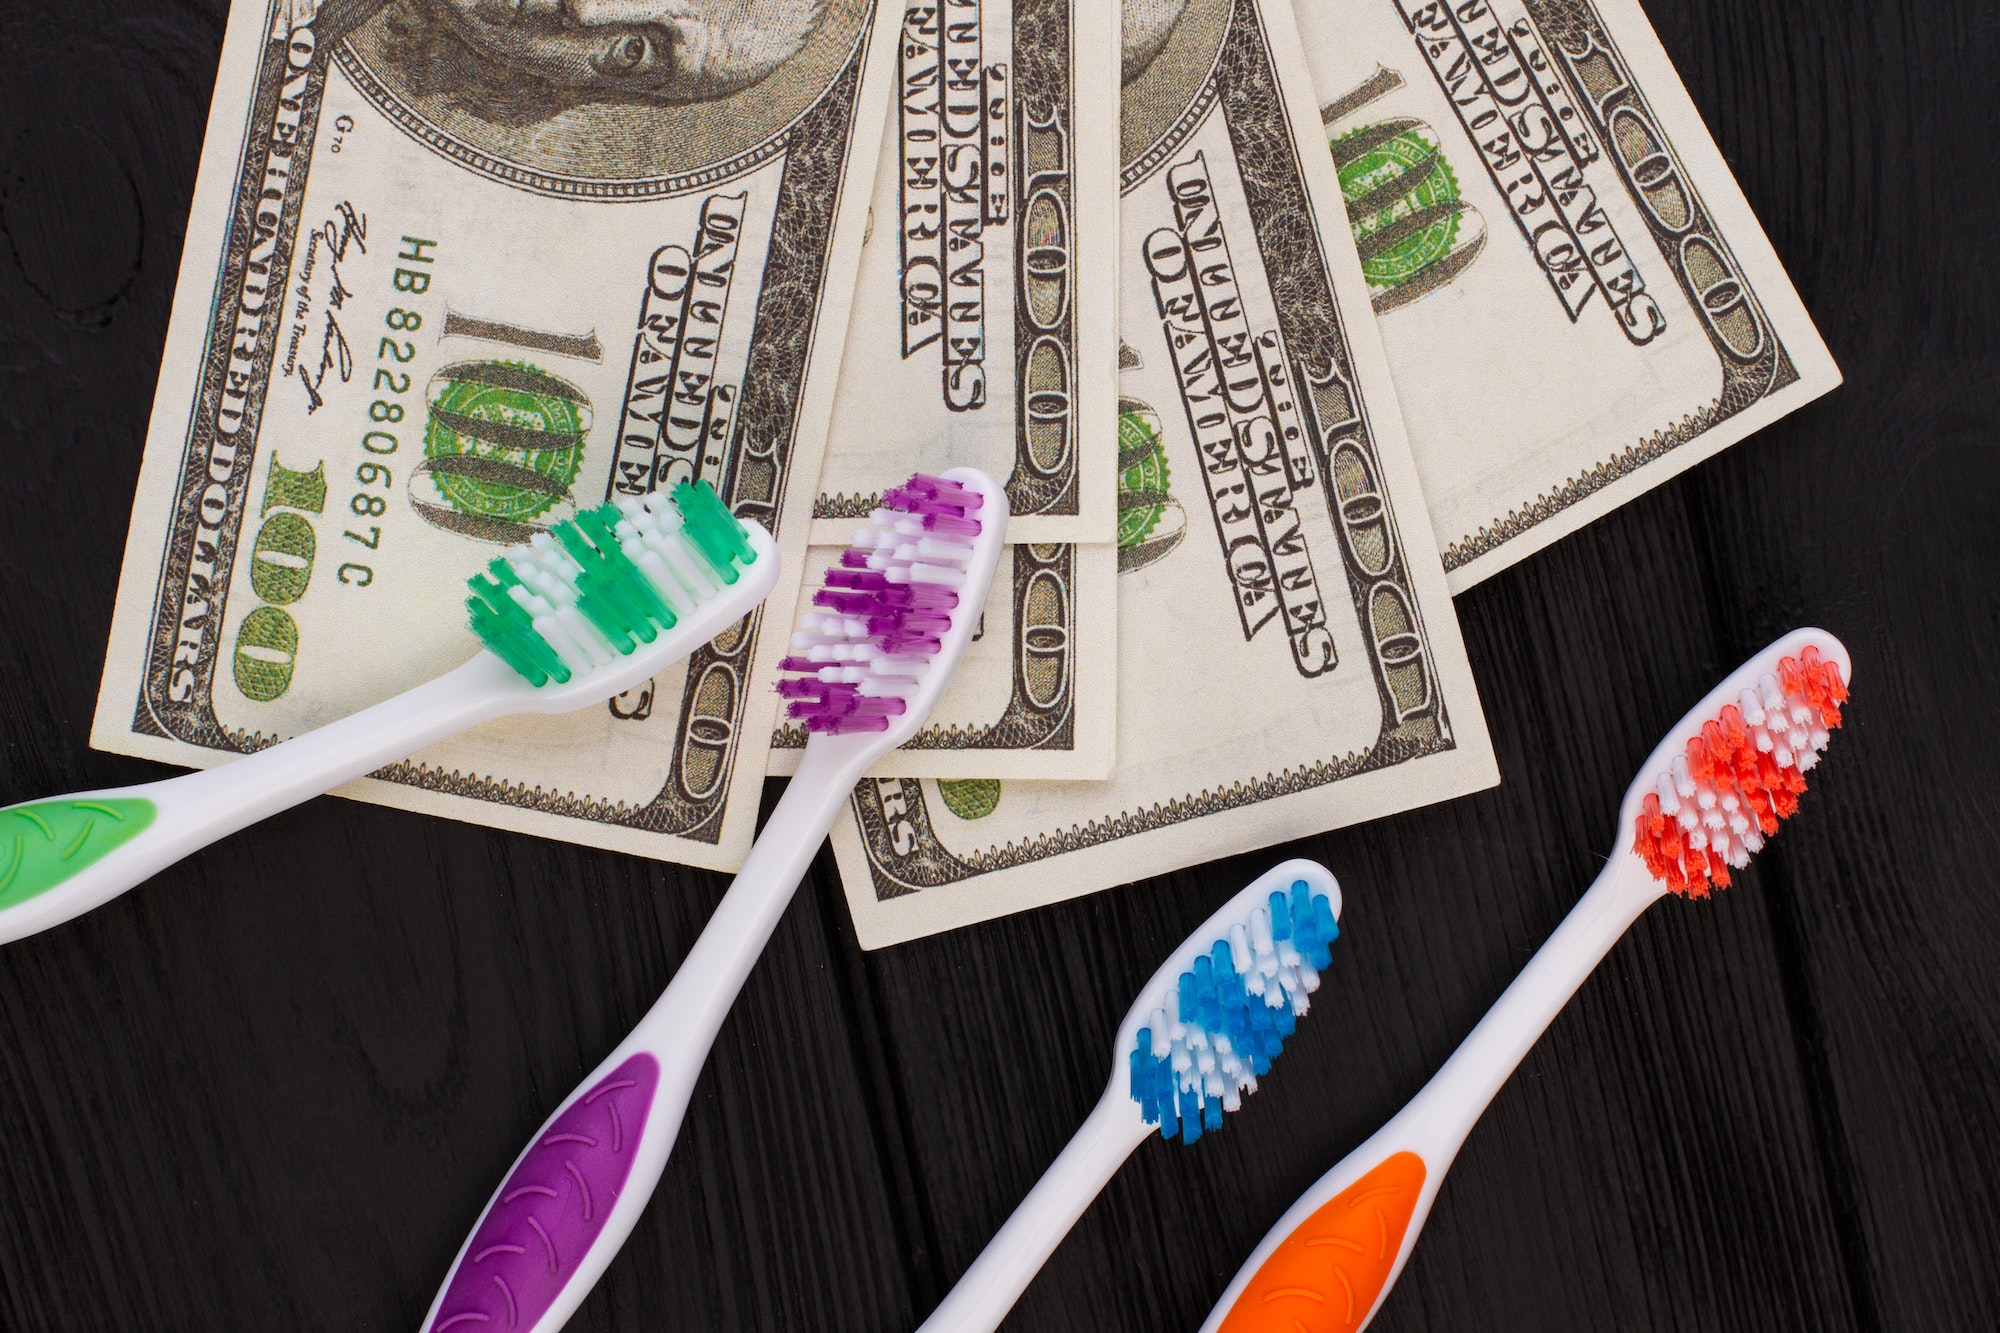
2,0,1995,1328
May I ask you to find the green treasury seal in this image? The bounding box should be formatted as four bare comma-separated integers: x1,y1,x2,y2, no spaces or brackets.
417,360,590,542
1333,119,1463,294
1116,398,1185,574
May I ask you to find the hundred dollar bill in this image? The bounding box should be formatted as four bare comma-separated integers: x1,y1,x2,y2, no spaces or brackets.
766,540,1115,778
773,0,1122,781
831,0,1496,948
1291,0,1840,590
89,0,900,870
808,0,1120,544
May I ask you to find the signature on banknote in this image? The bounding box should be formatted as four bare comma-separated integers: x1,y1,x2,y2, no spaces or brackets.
283,199,368,412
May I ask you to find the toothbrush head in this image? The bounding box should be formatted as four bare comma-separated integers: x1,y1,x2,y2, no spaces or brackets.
777,469,1008,746
464,479,777,693
1123,860,1343,1145
1626,629,1851,898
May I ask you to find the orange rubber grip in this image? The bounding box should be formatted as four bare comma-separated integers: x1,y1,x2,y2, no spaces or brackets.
1217,1152,1426,1333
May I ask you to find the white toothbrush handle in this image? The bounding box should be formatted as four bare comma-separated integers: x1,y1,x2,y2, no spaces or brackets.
0,654,526,945
1201,854,1663,1333
419,738,867,1333
917,1087,1150,1333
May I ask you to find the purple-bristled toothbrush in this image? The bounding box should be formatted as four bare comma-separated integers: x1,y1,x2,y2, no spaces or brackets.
419,470,1007,1333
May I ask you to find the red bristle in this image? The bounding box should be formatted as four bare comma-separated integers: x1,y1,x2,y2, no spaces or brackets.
1684,844,1710,883
1804,652,1847,724
1737,748,1774,831
1635,794,1667,874
1717,705,1750,758
1754,752,1787,827
1684,734,1714,788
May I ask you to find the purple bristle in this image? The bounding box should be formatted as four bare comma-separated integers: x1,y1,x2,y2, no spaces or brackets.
921,511,984,538
873,612,951,636
902,474,984,509
779,472,984,735
825,568,890,591
885,584,959,611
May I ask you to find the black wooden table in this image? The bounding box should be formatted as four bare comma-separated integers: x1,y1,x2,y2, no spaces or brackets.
2,0,1995,1329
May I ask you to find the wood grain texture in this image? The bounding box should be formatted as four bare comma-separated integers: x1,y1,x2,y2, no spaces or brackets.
0,0,1995,1329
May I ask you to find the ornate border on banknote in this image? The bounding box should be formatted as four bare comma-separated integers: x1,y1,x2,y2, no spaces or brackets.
847,0,1457,898
773,543,1080,754
128,9,878,846
812,0,1082,523
1437,0,1801,572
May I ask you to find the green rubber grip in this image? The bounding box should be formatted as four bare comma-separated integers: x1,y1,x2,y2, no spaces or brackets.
0,799,157,908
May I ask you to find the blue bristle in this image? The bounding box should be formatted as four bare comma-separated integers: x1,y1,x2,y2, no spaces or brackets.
1268,890,1291,941
1179,1086,1201,1144
1132,1033,1154,1123
1312,899,1339,968
1248,1003,1273,1052
1190,954,1214,1031
1157,1076,1179,1140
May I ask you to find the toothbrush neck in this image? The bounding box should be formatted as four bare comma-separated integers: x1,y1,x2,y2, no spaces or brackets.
639,738,868,1074
1403,854,1663,1155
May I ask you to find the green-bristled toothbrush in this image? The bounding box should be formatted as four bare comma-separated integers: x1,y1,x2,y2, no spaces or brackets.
0,481,776,946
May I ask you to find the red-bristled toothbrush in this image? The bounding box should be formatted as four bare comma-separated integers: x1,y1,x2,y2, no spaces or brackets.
417,470,1007,1333
1202,627,1851,1333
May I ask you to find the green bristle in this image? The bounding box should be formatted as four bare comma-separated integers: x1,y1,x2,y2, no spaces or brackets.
467,562,570,686
580,504,677,634
554,506,676,651
672,481,752,582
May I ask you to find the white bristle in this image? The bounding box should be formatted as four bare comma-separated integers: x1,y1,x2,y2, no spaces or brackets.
1228,924,1253,974
1738,687,1766,727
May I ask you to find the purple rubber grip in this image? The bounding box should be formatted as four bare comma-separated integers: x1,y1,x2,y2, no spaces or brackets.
427,1054,660,1332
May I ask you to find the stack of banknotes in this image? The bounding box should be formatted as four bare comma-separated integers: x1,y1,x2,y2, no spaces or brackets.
90,0,1837,946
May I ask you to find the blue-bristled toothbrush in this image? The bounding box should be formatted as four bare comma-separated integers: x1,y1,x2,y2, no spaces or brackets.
0,481,776,946
911,858,1344,1333
1202,629,1850,1333
419,469,1008,1333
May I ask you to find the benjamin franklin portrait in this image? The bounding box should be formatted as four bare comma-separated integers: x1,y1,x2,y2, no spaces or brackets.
376,0,830,125
1120,0,1229,172
327,0,869,190
1123,0,1192,86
